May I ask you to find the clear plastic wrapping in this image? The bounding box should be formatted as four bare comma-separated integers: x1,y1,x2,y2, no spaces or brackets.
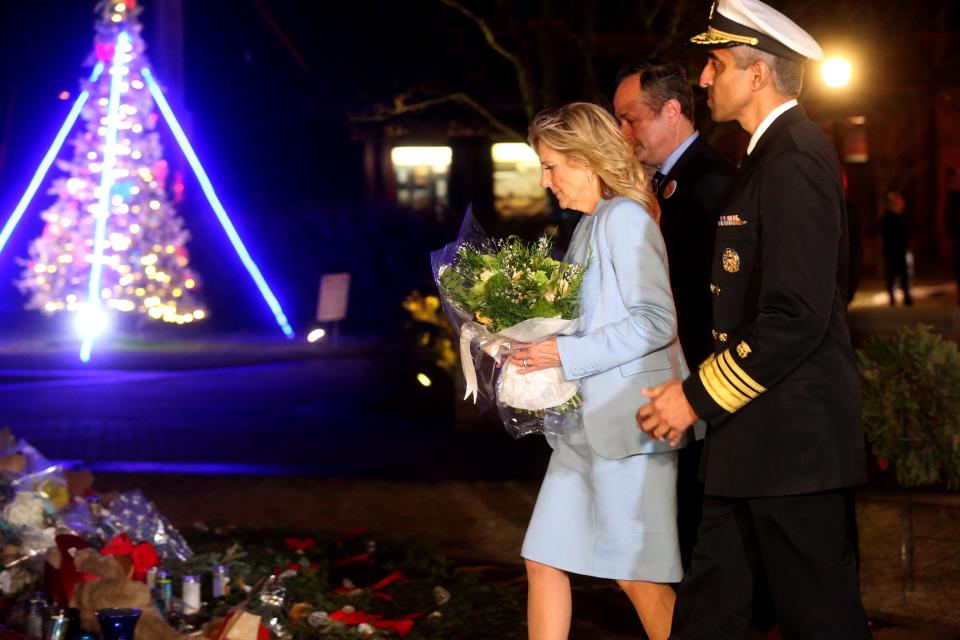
101,490,192,561
431,208,586,438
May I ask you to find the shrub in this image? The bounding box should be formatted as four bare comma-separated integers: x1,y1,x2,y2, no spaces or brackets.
858,325,960,489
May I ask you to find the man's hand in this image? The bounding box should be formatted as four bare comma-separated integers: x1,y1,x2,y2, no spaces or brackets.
636,379,698,446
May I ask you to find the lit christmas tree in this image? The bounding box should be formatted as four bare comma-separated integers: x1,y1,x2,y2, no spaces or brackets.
17,0,205,326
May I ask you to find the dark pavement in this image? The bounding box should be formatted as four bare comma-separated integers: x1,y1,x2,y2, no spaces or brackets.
0,333,550,480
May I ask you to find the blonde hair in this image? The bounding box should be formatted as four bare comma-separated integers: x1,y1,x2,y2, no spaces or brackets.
528,102,658,221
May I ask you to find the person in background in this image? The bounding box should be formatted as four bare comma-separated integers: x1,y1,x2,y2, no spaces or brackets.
881,190,913,306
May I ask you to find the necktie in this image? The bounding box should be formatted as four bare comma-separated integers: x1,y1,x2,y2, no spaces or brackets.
651,171,666,195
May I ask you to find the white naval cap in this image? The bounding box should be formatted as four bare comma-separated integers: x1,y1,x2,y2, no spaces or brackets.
690,0,824,62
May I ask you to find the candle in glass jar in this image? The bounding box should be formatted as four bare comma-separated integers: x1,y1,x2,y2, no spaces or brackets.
181,575,200,615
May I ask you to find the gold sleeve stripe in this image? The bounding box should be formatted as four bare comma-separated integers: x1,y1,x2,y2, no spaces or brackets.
698,365,738,413
698,355,748,413
720,350,766,394
703,356,751,408
715,351,759,399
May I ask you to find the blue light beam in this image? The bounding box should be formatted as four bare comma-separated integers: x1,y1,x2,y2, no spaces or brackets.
81,34,129,362
0,62,104,259
140,67,294,338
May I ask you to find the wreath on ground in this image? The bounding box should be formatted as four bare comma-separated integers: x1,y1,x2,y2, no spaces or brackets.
171,527,525,640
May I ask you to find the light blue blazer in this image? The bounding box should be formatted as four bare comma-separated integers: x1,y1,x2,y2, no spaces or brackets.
556,197,702,459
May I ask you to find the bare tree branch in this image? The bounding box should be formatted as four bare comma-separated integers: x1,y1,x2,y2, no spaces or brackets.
438,0,537,120
251,0,311,73
654,0,688,57
641,0,669,33
350,92,526,141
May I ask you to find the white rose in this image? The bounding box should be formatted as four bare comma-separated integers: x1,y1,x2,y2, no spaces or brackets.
3,492,46,529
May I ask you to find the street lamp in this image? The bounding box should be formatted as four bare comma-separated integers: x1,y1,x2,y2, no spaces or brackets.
821,56,853,89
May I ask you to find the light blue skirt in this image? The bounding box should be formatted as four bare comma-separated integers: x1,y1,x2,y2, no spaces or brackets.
521,420,682,582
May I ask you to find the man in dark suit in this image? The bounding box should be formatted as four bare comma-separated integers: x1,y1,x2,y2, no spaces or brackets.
637,0,870,637
613,62,734,571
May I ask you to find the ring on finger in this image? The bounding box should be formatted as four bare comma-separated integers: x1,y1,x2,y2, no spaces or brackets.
522,358,529,368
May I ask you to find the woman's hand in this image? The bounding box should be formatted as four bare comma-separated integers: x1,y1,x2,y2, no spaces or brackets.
508,337,561,374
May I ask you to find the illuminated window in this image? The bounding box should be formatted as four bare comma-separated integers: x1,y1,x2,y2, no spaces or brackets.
390,146,451,211
492,143,549,217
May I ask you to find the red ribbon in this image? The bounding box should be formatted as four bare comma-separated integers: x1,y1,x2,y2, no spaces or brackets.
284,537,315,552
130,542,160,581
327,610,417,637
101,533,134,555
328,610,376,625
333,552,374,567
101,534,160,581
370,571,410,592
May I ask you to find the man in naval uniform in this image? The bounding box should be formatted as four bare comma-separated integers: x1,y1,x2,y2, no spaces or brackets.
613,61,735,571
636,0,870,637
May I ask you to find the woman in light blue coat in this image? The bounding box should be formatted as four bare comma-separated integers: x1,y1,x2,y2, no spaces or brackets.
510,102,697,640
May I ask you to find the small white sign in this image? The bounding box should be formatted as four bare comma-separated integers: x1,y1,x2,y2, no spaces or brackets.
316,273,350,322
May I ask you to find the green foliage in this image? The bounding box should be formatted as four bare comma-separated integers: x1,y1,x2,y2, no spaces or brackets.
438,235,587,333
165,528,525,640
858,325,960,489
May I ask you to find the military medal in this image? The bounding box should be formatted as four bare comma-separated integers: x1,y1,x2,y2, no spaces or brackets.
663,180,677,199
718,214,747,226
722,248,740,273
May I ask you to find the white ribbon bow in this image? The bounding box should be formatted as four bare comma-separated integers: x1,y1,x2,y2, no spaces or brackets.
459,317,580,407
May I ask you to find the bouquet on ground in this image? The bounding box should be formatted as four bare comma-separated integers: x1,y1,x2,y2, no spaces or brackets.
431,209,588,437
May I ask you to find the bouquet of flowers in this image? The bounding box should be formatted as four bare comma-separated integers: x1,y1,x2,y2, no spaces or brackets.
431,209,588,437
